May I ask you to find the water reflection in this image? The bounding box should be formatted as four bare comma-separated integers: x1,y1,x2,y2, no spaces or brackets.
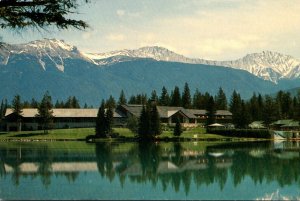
1,141,300,198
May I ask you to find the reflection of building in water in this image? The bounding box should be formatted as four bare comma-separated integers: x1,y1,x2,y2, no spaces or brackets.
4,162,99,173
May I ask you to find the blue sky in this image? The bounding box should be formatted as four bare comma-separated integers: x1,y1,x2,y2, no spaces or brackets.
2,0,300,60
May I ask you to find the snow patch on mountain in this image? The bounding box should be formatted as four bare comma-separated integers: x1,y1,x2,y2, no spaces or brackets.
85,47,300,83
1,39,300,83
0,38,90,72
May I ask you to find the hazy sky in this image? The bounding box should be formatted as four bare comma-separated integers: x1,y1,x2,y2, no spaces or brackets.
2,0,300,60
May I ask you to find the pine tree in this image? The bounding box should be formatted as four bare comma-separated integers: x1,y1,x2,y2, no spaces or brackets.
118,90,127,105
170,86,181,107
173,117,182,137
192,89,203,109
128,95,137,104
30,98,39,108
215,87,227,110
0,100,5,122
182,82,191,109
206,96,216,126
105,95,116,108
95,100,106,138
262,95,277,126
36,91,54,134
159,86,170,106
150,90,159,103
105,106,114,135
71,96,80,108
12,95,23,115
12,95,23,131
229,90,242,128
236,100,250,128
138,105,150,139
150,103,161,136
0,0,89,30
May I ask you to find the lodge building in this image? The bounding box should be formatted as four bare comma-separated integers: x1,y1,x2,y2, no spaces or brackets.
3,104,232,131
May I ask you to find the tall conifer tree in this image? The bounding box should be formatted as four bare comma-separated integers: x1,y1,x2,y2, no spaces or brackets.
36,91,54,134
182,82,191,109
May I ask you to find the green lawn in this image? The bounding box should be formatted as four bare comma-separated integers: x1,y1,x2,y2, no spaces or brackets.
0,128,95,140
0,126,263,141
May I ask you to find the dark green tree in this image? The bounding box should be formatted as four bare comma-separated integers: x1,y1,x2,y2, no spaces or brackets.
150,90,159,103
192,89,203,109
128,95,137,104
206,96,216,126
95,100,106,138
295,90,300,120
229,90,242,127
262,95,278,126
127,116,138,135
0,0,89,30
0,99,7,124
36,91,54,134
135,93,147,105
118,90,127,105
159,86,170,106
12,95,23,131
12,95,23,115
30,98,39,108
71,96,80,108
150,103,161,136
138,105,150,139
182,82,191,108
173,117,182,137
170,86,181,107
105,105,114,135
215,87,227,110
236,100,250,128
105,95,116,108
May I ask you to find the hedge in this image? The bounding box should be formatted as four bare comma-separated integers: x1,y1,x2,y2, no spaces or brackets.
207,128,272,139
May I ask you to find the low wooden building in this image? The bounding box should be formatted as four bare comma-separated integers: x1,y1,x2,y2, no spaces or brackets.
4,108,126,131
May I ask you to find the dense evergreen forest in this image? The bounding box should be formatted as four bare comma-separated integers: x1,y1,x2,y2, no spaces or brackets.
1,82,300,129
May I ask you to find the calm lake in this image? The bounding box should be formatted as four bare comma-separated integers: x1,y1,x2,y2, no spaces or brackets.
1,140,300,200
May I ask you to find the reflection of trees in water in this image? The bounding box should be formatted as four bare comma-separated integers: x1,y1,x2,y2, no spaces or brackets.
95,142,115,182
3,141,300,194
0,144,82,187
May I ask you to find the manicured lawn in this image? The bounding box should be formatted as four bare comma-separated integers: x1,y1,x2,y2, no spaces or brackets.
0,126,263,141
0,128,95,140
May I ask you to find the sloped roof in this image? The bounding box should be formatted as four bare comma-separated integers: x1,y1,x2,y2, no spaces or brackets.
120,104,143,117
270,119,294,126
215,110,232,116
5,108,125,118
157,106,197,119
186,109,207,115
281,121,300,128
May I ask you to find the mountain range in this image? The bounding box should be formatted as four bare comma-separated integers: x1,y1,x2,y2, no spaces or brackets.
1,38,300,106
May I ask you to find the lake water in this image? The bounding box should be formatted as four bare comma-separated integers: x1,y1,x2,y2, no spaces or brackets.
1,140,300,200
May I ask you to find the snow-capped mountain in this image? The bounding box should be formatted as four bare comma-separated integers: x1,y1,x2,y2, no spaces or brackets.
84,47,300,83
1,38,300,83
0,38,90,71
216,51,300,83
2,38,300,106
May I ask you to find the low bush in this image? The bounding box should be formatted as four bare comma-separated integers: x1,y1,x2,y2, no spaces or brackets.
207,128,272,139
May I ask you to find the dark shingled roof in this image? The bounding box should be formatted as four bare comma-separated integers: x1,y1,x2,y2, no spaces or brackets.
215,110,232,116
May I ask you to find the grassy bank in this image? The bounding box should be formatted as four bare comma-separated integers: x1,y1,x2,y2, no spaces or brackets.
0,127,226,141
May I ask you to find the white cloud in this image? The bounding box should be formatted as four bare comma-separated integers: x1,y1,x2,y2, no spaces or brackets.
141,0,300,60
116,9,126,17
106,33,125,42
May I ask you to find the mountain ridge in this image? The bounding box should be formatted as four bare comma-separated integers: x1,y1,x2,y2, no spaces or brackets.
2,38,300,83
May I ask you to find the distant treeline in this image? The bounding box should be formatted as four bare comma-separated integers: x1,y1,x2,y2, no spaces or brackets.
1,82,300,128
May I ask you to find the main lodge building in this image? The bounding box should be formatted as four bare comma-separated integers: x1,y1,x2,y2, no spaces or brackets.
3,104,232,131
